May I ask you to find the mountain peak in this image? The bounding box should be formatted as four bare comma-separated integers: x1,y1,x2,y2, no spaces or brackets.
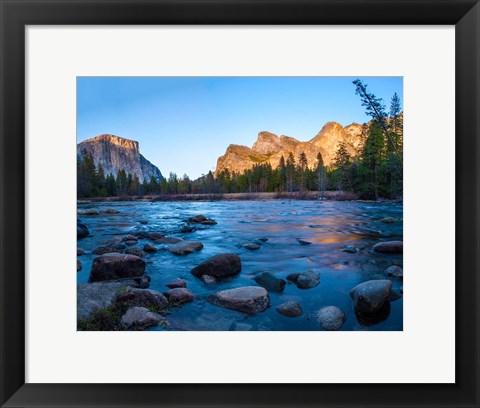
77,134,162,182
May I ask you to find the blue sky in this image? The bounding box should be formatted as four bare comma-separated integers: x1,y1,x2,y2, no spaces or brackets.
77,77,402,179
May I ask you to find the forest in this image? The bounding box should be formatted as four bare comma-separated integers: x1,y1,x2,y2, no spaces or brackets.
77,80,403,200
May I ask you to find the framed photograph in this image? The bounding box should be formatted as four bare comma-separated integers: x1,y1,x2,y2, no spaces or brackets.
1,0,479,407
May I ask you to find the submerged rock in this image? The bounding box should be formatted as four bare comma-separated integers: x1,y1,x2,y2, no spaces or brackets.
77,259,82,272
296,270,320,289
120,307,164,330
286,273,300,283
139,219,148,225
101,208,120,214
210,286,269,315
166,241,203,255
125,246,146,258
164,288,195,304
342,245,358,253
191,253,242,278
385,265,403,278
78,209,99,216
143,243,158,253
373,241,403,254
77,220,89,239
296,238,311,245
254,272,286,292
201,275,217,284
165,278,187,289
276,301,303,317
241,242,261,250
154,237,183,244
316,306,346,330
188,215,217,225
89,253,146,282
349,280,392,314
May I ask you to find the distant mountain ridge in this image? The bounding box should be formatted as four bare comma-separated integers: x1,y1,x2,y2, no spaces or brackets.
77,134,163,182
214,121,364,177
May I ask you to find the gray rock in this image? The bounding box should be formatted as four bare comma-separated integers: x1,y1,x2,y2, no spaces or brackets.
121,235,138,243
210,286,269,314
164,288,195,304
116,287,169,310
77,259,82,272
77,220,89,239
373,241,403,254
316,306,346,330
276,301,303,317
166,241,203,255
120,307,164,330
385,265,403,278
191,253,242,278
143,243,158,253
101,208,120,214
188,215,217,225
139,219,149,225
254,272,286,292
124,240,138,246
125,246,146,257
241,242,261,250
296,270,320,289
349,280,393,313
165,278,187,289
201,275,217,284
77,281,135,320
342,245,358,253
89,253,146,282
296,238,311,245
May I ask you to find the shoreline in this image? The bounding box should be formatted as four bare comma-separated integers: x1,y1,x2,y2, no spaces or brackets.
77,191,402,204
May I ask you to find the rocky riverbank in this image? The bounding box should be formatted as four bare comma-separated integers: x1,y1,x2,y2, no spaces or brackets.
77,200,403,331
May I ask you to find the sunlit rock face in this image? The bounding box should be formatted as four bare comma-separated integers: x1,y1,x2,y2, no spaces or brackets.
77,134,163,182
214,122,364,177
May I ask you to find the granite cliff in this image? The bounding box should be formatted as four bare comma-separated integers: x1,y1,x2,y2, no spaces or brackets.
77,134,163,182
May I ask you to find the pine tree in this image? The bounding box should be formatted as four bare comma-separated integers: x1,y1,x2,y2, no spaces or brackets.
286,152,296,192
315,151,327,197
298,152,308,191
361,122,385,200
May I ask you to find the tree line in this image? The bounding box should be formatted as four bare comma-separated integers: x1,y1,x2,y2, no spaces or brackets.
78,79,402,200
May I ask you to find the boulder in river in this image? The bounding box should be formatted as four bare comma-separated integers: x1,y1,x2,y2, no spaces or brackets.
286,273,300,283
77,220,89,239
349,279,392,314
77,248,85,256
276,301,303,317
166,241,203,256
209,286,269,315
188,215,217,225
92,246,124,255
165,278,187,289
154,237,183,244
296,238,312,245
316,306,346,330
100,208,121,214
121,235,138,243
143,243,158,253
201,275,217,284
139,219,148,225
191,253,242,278
254,272,286,292
125,246,146,258
296,270,320,289
385,265,403,278
373,241,403,254
164,288,195,304
77,209,99,216
120,307,165,330
116,287,169,311
89,253,146,282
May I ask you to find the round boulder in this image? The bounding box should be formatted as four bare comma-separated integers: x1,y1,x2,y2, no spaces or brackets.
191,253,242,278
188,215,217,225
143,243,158,253
120,307,164,330
116,287,168,310
276,301,303,317
373,241,403,254
296,270,320,289
125,246,146,257
89,253,146,282
254,272,286,292
164,288,195,304
349,279,392,313
209,286,269,314
316,306,346,330
165,278,187,289
385,265,403,278
166,241,203,256
241,242,261,250
77,220,89,239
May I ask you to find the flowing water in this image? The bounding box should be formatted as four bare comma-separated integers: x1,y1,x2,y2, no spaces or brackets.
77,199,403,331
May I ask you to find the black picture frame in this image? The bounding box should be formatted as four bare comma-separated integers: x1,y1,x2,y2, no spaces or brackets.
1,1,479,407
